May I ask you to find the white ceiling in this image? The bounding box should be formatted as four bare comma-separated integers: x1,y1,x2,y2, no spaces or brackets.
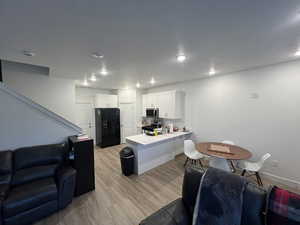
1,0,300,89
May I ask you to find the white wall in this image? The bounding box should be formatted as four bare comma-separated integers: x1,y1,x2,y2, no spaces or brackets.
2,61,77,123
147,60,300,184
0,84,79,150
75,87,112,104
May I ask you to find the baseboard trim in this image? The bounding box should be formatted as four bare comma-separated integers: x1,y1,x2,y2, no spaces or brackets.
261,172,300,189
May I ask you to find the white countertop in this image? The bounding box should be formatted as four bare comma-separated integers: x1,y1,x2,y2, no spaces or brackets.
126,131,192,146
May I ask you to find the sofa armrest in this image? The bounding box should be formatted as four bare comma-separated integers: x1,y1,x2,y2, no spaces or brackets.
56,166,76,210
139,198,191,225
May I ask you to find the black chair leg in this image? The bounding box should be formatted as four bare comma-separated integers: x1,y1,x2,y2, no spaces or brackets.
192,160,195,165
198,159,204,168
200,159,206,171
255,172,263,186
229,160,236,173
184,157,189,167
241,169,246,176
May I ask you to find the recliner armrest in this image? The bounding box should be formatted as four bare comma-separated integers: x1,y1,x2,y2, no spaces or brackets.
56,166,76,210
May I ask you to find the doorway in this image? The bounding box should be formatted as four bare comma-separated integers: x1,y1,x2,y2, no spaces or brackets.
75,103,95,143
119,103,136,143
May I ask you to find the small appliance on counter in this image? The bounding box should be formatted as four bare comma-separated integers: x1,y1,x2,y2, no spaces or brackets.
142,122,162,136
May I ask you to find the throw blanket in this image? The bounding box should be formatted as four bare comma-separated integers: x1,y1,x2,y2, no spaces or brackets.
193,168,247,225
266,186,300,225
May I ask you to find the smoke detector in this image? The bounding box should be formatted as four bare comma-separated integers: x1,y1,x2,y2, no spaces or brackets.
91,52,104,59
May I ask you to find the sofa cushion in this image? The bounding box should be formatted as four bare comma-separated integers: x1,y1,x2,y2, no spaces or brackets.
182,168,203,216
0,151,13,175
14,143,66,170
3,200,58,225
3,178,57,218
11,165,58,187
241,182,267,225
139,199,191,225
0,184,10,200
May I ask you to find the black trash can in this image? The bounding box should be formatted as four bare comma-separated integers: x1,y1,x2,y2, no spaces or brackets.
119,147,135,176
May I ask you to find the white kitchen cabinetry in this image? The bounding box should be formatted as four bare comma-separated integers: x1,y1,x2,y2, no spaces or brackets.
142,91,184,119
95,94,118,108
143,93,158,108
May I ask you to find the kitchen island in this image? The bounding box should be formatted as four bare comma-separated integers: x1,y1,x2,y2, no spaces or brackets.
126,132,192,175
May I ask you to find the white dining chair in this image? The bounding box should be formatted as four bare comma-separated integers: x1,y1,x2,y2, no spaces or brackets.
209,157,231,172
208,140,235,172
184,140,205,169
239,153,271,186
221,140,236,172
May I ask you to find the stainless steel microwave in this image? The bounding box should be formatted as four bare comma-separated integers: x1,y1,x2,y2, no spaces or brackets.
146,108,159,118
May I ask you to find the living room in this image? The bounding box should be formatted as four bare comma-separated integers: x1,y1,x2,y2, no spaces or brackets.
1,1,300,225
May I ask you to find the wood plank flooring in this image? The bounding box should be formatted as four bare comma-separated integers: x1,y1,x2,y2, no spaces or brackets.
36,144,299,225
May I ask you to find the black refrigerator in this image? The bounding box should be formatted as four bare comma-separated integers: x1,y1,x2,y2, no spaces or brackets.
95,108,121,148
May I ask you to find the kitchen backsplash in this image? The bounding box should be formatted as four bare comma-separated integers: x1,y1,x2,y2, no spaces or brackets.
142,117,186,131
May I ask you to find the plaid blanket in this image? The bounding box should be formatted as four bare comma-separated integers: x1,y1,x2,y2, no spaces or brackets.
267,186,300,225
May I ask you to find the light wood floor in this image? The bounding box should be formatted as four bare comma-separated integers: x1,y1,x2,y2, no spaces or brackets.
36,144,298,225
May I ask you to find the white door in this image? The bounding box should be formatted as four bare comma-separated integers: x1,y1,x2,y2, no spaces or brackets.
119,103,136,143
75,103,95,143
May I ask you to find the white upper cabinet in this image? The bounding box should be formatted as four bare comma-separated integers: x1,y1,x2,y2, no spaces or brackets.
147,93,158,108
142,91,184,119
95,94,118,108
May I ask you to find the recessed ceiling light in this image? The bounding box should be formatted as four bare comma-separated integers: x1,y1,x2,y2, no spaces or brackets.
150,77,155,85
176,54,187,63
209,67,216,76
91,52,104,59
23,50,36,57
136,82,141,88
83,79,89,86
294,49,300,57
90,73,97,82
99,67,108,76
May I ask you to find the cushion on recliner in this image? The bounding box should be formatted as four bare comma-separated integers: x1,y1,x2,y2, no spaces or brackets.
0,151,13,174
14,143,66,170
241,182,267,225
0,184,10,199
3,178,57,218
139,199,191,225
182,168,203,216
0,151,13,199
11,165,58,187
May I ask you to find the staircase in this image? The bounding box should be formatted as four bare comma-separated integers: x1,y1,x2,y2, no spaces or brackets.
0,82,82,150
